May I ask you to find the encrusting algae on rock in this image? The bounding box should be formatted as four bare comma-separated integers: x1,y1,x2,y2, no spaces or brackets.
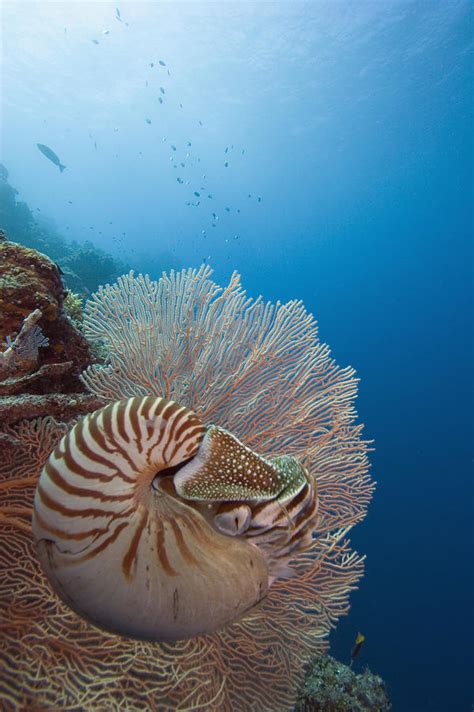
0,237,105,423
0,238,92,391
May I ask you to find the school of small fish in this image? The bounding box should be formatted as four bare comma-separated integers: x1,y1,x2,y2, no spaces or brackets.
36,6,264,259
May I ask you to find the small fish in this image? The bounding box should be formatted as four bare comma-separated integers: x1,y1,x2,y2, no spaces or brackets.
224,161,229,168
160,87,165,94
350,632,365,667
199,120,203,126
242,149,245,155
248,193,251,198
187,141,192,147
225,207,230,212
180,103,183,109
177,177,184,184
92,39,99,45
257,196,262,203
225,147,228,153
146,118,151,124
94,141,97,150
36,143,66,172
180,162,185,168
207,194,213,199
212,212,218,220
171,145,177,151
158,97,163,104
68,200,72,204
150,62,154,68
159,60,166,66
194,191,200,197
116,7,121,19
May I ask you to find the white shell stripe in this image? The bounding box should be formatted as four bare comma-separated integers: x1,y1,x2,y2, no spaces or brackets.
34,397,205,556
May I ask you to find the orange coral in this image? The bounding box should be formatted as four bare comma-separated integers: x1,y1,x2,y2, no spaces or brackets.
0,267,374,710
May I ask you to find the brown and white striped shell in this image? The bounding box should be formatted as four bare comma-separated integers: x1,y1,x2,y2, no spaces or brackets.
32,396,319,641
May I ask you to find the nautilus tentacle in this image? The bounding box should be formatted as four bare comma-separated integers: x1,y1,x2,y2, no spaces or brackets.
33,396,320,641
176,426,320,580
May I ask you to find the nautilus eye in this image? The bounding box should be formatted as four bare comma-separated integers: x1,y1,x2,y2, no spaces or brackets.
32,396,319,641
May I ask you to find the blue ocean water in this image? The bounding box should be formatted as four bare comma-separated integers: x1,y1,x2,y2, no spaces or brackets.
1,2,472,710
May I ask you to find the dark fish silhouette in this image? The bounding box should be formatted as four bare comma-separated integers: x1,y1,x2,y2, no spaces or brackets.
37,144,66,172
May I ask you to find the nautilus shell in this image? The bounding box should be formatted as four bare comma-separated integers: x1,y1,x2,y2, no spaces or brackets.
32,396,319,641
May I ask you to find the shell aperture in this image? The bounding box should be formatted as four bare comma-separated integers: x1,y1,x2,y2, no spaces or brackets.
33,396,318,641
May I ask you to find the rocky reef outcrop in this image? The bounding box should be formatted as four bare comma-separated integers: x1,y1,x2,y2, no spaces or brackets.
0,236,105,422
296,655,391,711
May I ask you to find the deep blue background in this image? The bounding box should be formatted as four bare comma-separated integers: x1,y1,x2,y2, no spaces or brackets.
2,2,472,709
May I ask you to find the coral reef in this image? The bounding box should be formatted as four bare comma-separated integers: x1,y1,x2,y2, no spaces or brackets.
296,655,391,711
0,166,129,295
59,241,130,295
62,289,84,327
0,165,184,296
0,238,92,394
0,266,379,710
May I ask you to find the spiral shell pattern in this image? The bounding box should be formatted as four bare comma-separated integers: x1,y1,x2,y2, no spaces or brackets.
32,397,269,641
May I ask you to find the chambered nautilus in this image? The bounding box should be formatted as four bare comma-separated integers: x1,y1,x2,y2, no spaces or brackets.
32,396,319,641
